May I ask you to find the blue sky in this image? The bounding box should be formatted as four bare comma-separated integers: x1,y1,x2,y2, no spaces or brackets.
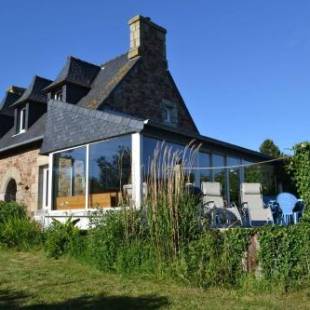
0,0,309,152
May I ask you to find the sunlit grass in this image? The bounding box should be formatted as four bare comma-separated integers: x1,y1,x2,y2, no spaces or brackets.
0,249,310,309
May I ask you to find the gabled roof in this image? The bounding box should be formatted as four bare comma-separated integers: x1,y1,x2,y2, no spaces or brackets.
77,54,140,109
11,76,52,107
0,86,25,116
44,56,100,91
40,100,144,154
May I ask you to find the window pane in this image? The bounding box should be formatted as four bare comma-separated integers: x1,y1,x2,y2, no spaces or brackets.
89,135,131,208
53,147,86,210
212,154,226,200
21,108,26,130
227,156,241,205
143,136,197,183
243,160,277,196
38,166,49,209
38,167,44,209
199,152,211,183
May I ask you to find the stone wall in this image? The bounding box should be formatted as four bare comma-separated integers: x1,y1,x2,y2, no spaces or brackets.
0,146,48,214
102,15,199,134
103,58,199,134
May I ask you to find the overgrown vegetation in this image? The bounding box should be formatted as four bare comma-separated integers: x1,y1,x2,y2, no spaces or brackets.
289,142,310,218
259,223,310,291
44,217,82,258
38,143,253,288
0,201,41,250
0,141,309,291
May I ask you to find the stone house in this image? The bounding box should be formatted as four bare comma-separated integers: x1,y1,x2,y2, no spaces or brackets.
0,16,276,226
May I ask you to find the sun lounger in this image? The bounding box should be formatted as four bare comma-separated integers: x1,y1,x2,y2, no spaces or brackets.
241,183,274,227
201,182,242,227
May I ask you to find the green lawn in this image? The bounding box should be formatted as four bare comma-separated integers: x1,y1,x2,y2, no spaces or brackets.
0,249,309,309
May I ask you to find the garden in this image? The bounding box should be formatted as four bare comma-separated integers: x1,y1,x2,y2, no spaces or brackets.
0,142,309,309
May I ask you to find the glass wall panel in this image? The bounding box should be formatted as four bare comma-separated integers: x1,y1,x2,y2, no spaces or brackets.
53,147,86,210
243,160,277,197
212,154,227,202
143,136,198,183
199,152,212,183
143,137,160,181
89,135,131,208
227,156,241,205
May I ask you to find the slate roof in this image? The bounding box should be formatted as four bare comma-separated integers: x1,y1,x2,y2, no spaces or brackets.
145,120,272,161
40,100,144,154
11,76,52,107
0,53,140,155
0,115,13,138
0,51,269,161
0,114,46,154
77,54,140,109
0,86,25,116
44,57,100,91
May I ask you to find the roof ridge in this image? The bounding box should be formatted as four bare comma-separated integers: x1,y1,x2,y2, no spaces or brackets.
68,56,100,68
33,75,53,83
100,52,128,67
11,75,52,107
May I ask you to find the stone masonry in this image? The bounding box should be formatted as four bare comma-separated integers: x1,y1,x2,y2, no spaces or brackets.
102,15,199,134
0,146,48,214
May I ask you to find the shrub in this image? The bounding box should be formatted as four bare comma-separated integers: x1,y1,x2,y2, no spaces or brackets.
0,216,42,250
182,228,250,287
85,209,145,272
183,230,222,287
0,201,42,250
289,142,310,218
115,239,155,274
259,223,310,289
44,217,81,258
0,201,27,224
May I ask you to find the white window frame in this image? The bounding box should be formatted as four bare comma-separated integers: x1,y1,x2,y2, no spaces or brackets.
53,89,63,101
18,107,27,134
42,167,49,209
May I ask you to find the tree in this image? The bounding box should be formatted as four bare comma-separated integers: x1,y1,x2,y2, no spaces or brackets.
259,139,296,194
259,139,281,158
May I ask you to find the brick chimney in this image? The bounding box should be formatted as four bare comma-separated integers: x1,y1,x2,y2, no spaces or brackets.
128,15,167,67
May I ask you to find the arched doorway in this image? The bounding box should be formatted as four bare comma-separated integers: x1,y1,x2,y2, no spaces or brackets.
4,179,17,202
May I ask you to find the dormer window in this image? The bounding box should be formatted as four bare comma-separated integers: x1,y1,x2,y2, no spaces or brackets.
53,89,63,101
17,107,27,134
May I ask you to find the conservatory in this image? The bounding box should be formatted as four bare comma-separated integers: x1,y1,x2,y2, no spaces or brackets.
47,133,277,212
40,102,277,227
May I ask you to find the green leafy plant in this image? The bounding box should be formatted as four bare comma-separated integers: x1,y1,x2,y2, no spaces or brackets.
0,201,27,224
44,217,81,258
0,201,42,250
0,217,42,250
289,142,310,219
258,223,310,290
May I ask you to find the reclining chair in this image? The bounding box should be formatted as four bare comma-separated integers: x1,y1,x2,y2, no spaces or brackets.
201,182,243,227
241,183,274,227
